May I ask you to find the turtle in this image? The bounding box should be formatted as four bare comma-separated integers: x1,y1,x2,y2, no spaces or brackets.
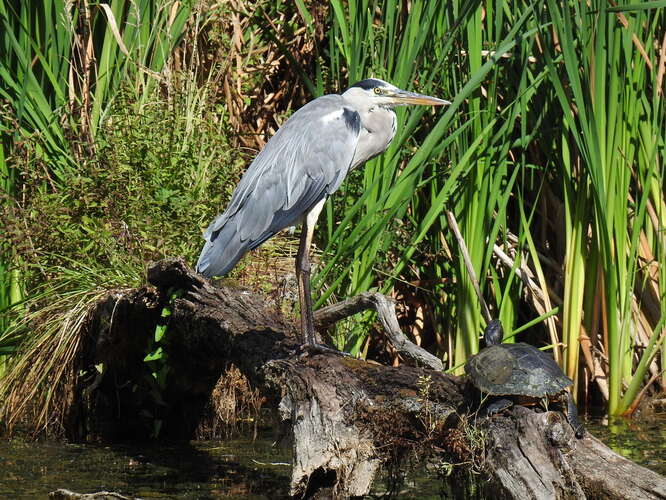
465,319,585,438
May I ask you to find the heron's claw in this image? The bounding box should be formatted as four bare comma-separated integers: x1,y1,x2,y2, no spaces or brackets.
298,342,352,358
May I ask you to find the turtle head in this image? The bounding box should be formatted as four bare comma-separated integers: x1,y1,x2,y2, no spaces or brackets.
483,319,504,346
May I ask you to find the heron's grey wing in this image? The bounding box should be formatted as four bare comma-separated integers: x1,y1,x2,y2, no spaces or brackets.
196,95,361,277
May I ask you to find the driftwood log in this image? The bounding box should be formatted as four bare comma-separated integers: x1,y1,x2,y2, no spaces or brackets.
77,258,666,499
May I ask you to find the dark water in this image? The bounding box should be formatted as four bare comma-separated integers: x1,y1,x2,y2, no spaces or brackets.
0,415,664,499
586,413,666,476
0,438,292,499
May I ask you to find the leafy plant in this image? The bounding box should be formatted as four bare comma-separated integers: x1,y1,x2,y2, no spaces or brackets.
0,0,194,350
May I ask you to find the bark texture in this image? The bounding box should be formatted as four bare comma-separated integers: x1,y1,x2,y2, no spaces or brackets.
75,258,665,499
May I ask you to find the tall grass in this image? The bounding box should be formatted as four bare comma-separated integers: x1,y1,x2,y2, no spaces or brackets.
313,0,550,362
0,0,193,343
543,0,665,413
0,1,252,436
0,0,192,149
310,0,664,413
0,262,141,436
1,137,13,351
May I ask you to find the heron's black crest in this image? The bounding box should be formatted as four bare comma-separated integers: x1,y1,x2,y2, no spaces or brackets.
350,78,387,91
343,107,361,134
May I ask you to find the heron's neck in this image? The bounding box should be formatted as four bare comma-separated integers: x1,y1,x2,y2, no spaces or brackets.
351,106,397,169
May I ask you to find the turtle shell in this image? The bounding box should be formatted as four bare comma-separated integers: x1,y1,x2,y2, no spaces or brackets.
465,343,572,398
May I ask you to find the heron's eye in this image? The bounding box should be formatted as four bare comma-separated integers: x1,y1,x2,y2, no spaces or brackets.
373,87,382,95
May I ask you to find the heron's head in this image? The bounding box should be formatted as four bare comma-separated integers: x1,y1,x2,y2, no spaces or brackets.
342,78,450,109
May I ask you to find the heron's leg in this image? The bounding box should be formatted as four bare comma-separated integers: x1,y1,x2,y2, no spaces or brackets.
296,198,326,346
296,224,315,345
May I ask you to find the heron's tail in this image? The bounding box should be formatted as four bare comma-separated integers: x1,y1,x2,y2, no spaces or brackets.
195,221,249,278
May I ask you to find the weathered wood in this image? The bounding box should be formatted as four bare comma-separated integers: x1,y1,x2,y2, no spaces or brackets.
315,291,444,370
77,258,666,499
567,429,666,499
263,353,462,496
482,406,666,500
49,490,132,500
143,261,460,496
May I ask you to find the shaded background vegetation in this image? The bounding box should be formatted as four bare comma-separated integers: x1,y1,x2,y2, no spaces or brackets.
0,0,664,437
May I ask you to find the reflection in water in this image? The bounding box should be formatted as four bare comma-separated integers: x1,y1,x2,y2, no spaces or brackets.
0,438,291,499
585,413,666,476
0,414,664,499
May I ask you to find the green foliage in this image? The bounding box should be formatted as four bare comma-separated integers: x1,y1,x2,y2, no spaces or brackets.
306,0,665,414
2,86,243,285
0,79,244,435
0,0,195,361
0,0,194,184
541,0,665,413
0,0,291,436
96,87,243,265
313,0,548,361
0,0,75,181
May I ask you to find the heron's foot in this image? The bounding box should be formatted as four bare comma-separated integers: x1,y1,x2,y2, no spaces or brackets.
298,342,352,358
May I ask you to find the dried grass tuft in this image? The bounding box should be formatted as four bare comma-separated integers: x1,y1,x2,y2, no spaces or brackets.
196,364,265,439
178,0,327,152
0,263,139,438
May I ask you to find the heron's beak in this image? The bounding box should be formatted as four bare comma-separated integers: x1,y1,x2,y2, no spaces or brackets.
390,89,450,106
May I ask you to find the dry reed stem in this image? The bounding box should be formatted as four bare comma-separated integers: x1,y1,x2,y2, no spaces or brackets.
206,0,325,151
657,30,666,96
196,365,264,439
609,1,653,72
445,210,491,324
504,228,562,362
491,241,563,363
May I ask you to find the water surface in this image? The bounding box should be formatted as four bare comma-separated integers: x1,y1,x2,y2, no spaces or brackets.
0,438,291,499
1,413,664,498
585,412,666,476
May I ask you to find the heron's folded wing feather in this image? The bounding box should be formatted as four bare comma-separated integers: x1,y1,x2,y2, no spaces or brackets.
219,95,359,243
197,95,360,276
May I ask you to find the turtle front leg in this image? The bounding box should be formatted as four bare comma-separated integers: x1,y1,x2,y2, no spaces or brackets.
485,398,513,416
565,391,585,439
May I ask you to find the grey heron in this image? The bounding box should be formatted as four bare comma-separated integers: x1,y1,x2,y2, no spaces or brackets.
196,78,449,347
